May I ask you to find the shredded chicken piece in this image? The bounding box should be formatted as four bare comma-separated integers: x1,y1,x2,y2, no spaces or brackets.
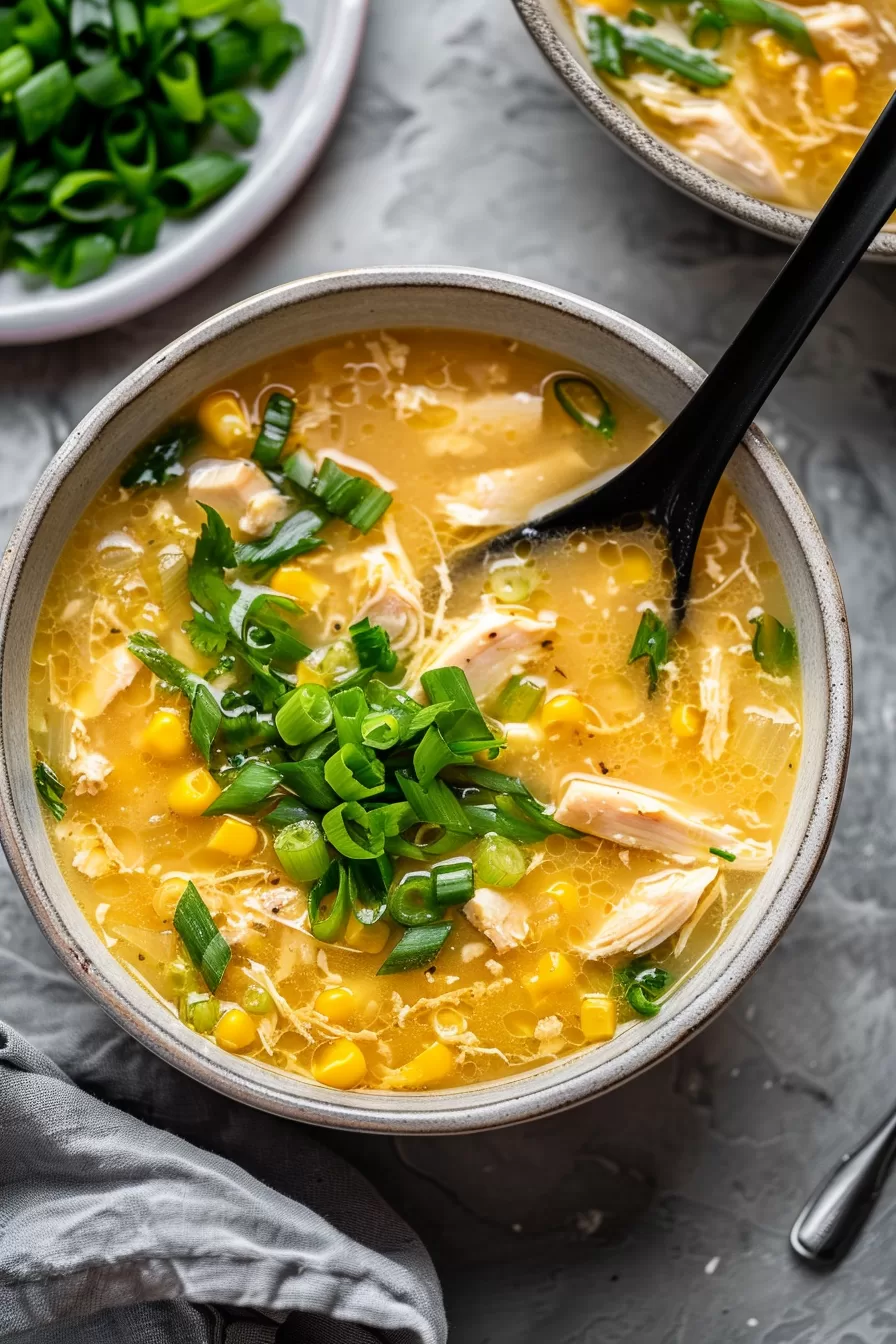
438,447,593,528
626,74,787,200
59,818,134,879
339,517,425,652
424,430,489,459
699,647,731,763
579,866,719,960
239,489,291,539
188,456,270,516
534,1015,564,1041
68,717,112,796
413,604,554,700
554,774,772,870
802,3,880,68
75,643,140,718
463,888,531,953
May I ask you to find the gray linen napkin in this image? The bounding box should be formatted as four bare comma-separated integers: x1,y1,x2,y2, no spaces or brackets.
0,886,446,1344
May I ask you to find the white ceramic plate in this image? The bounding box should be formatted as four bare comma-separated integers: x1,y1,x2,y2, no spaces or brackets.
0,0,368,345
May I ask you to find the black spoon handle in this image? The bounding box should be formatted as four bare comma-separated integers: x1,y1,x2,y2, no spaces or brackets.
790,1104,896,1266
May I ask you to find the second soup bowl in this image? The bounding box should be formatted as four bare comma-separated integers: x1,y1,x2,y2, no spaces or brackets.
0,267,851,1132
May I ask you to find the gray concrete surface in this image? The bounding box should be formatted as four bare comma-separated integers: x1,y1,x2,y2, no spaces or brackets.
2,1,895,1338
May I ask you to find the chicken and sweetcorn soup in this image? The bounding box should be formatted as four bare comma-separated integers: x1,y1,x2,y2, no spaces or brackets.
566,0,892,211
29,329,801,1094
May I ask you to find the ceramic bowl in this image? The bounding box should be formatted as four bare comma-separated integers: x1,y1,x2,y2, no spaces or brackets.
512,0,896,259
0,266,852,1132
0,0,368,345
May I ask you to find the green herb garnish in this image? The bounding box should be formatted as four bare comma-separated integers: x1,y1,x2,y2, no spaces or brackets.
628,608,669,696
750,612,797,676
615,959,673,1017
709,846,736,862
174,880,231,991
34,759,65,820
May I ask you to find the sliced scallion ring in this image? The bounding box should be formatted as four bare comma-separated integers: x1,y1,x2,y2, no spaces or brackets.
554,376,616,437
377,921,453,976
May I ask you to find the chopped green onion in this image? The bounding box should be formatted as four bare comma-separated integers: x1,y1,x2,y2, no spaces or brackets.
615,959,673,1017
34,759,66,820
361,711,400,751
207,89,262,146
387,870,441,927
584,14,625,76
15,60,75,143
199,23,256,92
188,995,221,1032
0,140,16,195
119,197,164,253
309,457,392,533
628,608,668,696
104,107,157,198
462,804,545,845
275,682,333,746
121,421,197,489
51,230,116,286
189,682,222,762
258,18,304,87
242,984,273,1014
710,846,736,862
203,759,280,815
474,832,526,888
307,860,350,942
274,817,330,882
496,674,545,723
174,880,231,990
0,43,34,95
629,7,657,23
413,723,472,788
14,0,62,58
349,617,397,674
397,770,473,835
330,686,368,749
157,152,247,214
74,54,141,106
690,5,729,45
6,164,60,225
717,0,816,54
157,49,204,121
112,0,142,56
235,0,281,28
377,921,452,976
277,759,340,811
50,169,131,220
324,743,385,801
251,390,295,467
749,612,796,676
419,665,501,754
485,557,537,604
622,25,731,84
265,797,316,831
233,505,326,572
346,860,388,926
322,800,385,860
554,375,616,437
431,855,474,906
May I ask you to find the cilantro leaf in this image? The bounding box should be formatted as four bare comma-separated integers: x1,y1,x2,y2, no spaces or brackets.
120,422,199,491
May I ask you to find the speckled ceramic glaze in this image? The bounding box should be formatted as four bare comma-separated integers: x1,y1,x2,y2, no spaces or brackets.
512,0,896,260
0,267,852,1132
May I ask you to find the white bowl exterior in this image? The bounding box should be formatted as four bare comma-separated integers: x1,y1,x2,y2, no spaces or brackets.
512,0,896,259
0,268,851,1132
0,0,368,345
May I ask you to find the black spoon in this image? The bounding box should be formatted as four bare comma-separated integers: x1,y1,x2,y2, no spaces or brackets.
477,90,896,621
790,1102,896,1267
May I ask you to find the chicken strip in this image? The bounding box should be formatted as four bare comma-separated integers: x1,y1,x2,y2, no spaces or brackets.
802,3,879,69
74,644,141,719
414,606,555,700
627,74,787,201
188,458,290,538
438,447,596,529
579,866,718,960
463,888,531,953
554,774,771,870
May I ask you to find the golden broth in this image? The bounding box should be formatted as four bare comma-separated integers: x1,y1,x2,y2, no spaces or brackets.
566,0,892,212
28,329,801,1092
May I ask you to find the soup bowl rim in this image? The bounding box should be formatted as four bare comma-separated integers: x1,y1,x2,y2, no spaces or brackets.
511,0,896,260
0,264,852,1132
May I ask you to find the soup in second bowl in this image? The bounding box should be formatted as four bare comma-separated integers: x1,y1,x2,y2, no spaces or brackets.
566,0,892,211
28,329,801,1092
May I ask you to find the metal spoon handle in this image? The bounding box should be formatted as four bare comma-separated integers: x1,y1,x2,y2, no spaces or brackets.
790,1105,896,1266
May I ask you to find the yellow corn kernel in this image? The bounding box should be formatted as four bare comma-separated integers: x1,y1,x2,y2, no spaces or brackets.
544,879,579,914
197,391,250,453
821,62,857,118
541,693,587,729
343,913,390,954
670,703,703,738
314,985,356,1024
168,767,221,817
270,564,331,608
311,1038,368,1089
141,708,189,760
620,545,652,586
214,1007,257,1052
153,875,187,921
297,661,328,687
208,816,258,859
526,951,576,1002
754,32,794,72
386,1041,455,1089
580,995,618,1042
